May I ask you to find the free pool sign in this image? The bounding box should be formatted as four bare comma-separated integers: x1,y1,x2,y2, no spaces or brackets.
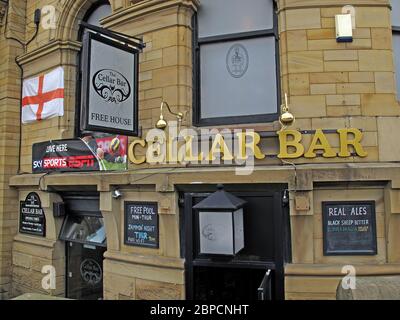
80,31,139,136
124,202,159,248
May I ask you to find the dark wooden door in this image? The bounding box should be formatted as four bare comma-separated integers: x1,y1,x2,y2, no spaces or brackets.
66,242,106,300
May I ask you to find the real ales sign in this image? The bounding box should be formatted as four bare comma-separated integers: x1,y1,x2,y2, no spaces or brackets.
81,32,139,136
322,201,377,256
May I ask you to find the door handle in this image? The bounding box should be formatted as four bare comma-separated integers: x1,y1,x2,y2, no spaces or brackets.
68,272,73,278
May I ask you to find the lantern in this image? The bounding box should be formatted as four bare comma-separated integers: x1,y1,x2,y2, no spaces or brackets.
193,184,246,256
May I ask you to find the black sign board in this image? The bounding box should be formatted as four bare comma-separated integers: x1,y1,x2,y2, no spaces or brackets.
124,202,159,248
20,192,46,237
80,31,139,136
322,201,377,256
32,137,128,173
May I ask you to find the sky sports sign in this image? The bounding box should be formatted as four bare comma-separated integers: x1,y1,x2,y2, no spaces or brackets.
32,136,128,173
80,31,139,136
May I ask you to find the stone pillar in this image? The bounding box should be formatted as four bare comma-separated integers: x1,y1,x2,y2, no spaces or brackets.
0,0,26,299
100,188,184,300
278,0,400,300
278,0,397,162
384,184,400,263
11,191,65,298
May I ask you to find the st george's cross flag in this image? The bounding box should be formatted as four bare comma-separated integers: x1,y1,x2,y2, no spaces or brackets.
22,67,64,124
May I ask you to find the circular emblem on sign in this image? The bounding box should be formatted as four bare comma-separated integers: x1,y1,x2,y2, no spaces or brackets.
92,69,131,104
26,192,40,207
202,224,216,241
80,259,102,285
226,44,249,78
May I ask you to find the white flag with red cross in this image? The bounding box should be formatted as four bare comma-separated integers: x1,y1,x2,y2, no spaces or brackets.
22,67,64,124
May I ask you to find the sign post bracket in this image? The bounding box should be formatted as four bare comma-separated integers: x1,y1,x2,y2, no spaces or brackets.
80,22,146,51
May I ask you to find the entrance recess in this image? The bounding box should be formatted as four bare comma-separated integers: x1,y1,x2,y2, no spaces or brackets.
180,185,290,301
60,193,107,300
66,241,106,300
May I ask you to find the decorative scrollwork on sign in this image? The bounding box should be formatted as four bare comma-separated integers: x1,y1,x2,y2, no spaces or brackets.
92,69,131,104
80,258,102,286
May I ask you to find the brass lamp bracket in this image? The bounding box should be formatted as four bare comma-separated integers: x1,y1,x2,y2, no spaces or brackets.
156,101,184,130
279,93,295,128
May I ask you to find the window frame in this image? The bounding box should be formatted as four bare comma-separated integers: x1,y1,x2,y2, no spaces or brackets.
192,1,281,127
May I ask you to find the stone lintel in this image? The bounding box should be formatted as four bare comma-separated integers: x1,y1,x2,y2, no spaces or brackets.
278,0,390,12
285,263,400,276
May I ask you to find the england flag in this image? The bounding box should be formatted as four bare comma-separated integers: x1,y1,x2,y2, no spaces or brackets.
22,67,64,124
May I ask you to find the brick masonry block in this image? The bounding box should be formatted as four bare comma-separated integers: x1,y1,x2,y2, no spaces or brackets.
286,8,321,30
288,51,324,73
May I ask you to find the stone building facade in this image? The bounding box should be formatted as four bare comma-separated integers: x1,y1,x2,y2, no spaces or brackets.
0,0,399,300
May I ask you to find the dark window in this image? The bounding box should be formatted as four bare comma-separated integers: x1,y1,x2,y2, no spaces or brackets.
85,4,112,26
392,0,400,99
60,215,106,246
59,193,106,247
193,0,279,126
75,2,112,137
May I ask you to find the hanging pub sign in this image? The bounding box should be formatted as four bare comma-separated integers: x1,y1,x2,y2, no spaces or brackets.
32,135,128,173
80,31,139,136
322,201,377,256
20,192,46,237
124,202,159,248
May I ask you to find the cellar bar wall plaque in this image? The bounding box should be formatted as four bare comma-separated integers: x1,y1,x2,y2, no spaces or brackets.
124,202,159,248
322,201,377,256
19,192,46,237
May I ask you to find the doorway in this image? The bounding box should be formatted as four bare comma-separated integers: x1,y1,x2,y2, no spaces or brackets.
66,242,106,300
59,193,107,300
180,185,290,301
193,267,271,300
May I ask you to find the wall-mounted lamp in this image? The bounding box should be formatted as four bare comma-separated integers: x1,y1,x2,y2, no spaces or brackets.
279,93,295,127
193,184,246,256
155,101,183,130
112,189,123,199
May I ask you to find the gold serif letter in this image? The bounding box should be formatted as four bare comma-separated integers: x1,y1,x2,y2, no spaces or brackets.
278,130,305,159
236,132,265,160
304,129,336,158
337,128,368,157
207,134,234,161
128,140,147,165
